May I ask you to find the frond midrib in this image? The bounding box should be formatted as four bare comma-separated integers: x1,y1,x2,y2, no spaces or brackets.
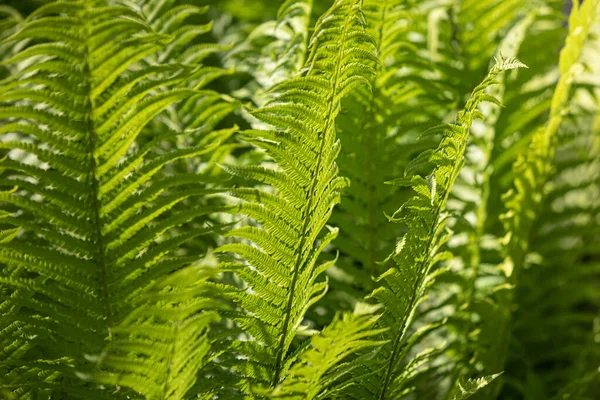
378,79,492,399
272,4,355,385
81,2,113,334
377,192,445,400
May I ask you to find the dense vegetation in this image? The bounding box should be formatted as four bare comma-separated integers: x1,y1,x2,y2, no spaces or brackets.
0,0,598,399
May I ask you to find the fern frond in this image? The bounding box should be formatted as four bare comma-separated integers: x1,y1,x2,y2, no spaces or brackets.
457,0,525,75
216,0,377,390
0,6,22,78
452,373,501,400
227,0,313,106
82,265,222,400
263,304,386,400
486,1,599,394
323,1,458,326
0,1,228,397
355,57,524,400
503,0,597,262
442,9,537,391
499,78,600,398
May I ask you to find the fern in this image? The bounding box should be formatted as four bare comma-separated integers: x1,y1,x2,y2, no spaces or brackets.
444,8,537,390
329,0,450,312
452,373,501,400
215,0,377,390
355,57,525,400
486,1,599,395
499,23,600,396
264,304,385,399
227,0,313,106
1,1,599,399
81,265,222,400
0,1,229,397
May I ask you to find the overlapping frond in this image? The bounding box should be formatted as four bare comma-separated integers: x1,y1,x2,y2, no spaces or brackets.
215,0,377,390
457,0,525,77
135,0,241,177
442,9,537,390
499,27,600,395
327,0,452,316
83,265,222,400
0,1,597,399
352,57,525,400
502,0,598,271
263,304,385,400
0,6,22,77
227,0,313,106
0,1,228,397
486,1,599,395
503,123,600,398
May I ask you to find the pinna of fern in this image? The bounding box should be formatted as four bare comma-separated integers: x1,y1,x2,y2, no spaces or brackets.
347,56,526,400
215,0,377,392
0,0,231,397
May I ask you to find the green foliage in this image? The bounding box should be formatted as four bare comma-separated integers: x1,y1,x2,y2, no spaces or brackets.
0,0,599,399
355,57,525,400
81,265,222,400
215,0,377,390
264,304,386,400
452,373,502,400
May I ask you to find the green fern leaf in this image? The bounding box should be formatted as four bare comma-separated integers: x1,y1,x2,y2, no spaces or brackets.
80,265,222,400
453,373,502,400
356,56,525,400
485,1,600,395
263,304,386,400
216,0,377,390
0,1,229,397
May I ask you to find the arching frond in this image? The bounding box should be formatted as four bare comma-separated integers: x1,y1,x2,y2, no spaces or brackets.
353,57,525,400
0,1,228,397
215,0,377,391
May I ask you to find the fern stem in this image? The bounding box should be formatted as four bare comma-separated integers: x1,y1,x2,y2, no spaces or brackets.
272,2,356,385
378,200,444,400
81,4,113,336
379,124,471,398
379,73,498,396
